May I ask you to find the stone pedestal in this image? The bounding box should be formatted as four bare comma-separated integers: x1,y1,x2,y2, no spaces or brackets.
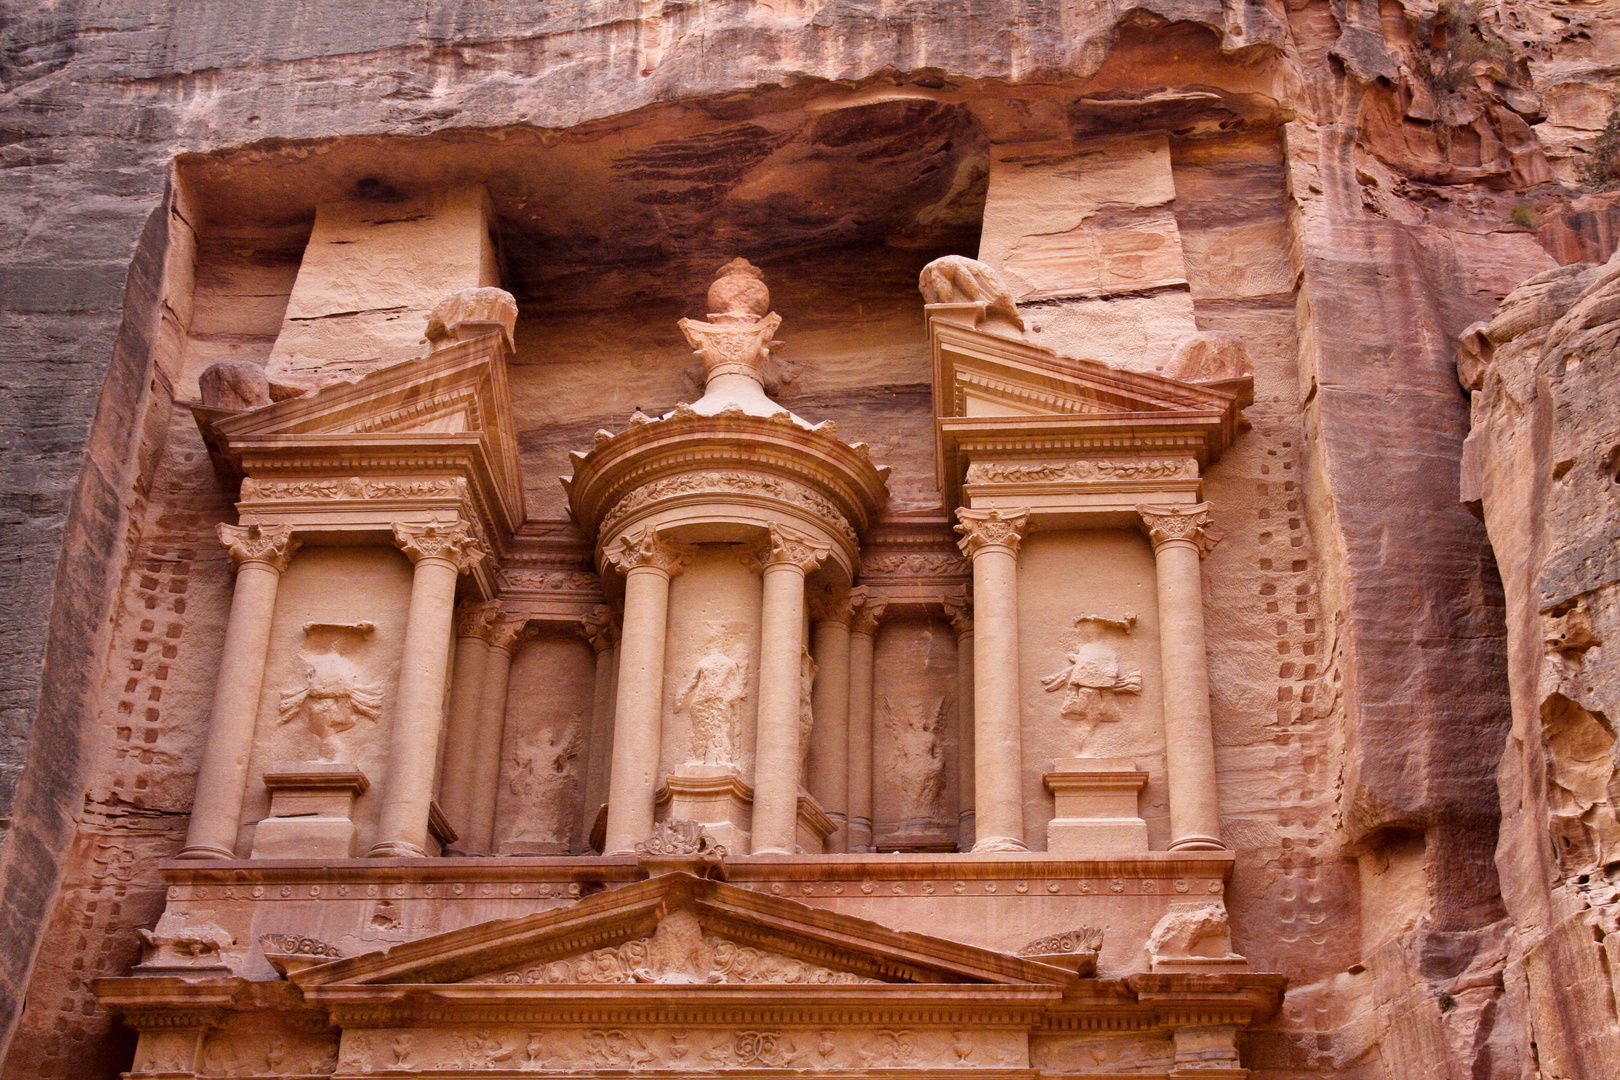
796,792,835,855
658,765,754,855
251,765,369,859
1043,757,1149,855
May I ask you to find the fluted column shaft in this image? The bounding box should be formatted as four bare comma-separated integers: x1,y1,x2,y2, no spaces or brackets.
602,528,687,855
956,507,1029,853
752,525,831,855
945,595,976,852
178,524,300,859
1140,503,1225,851
845,588,885,854
808,590,853,852
370,521,485,858
465,612,531,853
438,602,497,843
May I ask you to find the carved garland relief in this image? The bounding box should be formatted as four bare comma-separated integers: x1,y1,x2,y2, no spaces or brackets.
965,458,1198,484
599,471,858,549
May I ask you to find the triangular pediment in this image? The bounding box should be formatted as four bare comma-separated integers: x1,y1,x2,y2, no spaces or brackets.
291,872,1068,990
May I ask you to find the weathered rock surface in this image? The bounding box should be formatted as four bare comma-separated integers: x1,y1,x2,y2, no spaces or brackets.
1461,246,1620,1078
1,3,1619,1080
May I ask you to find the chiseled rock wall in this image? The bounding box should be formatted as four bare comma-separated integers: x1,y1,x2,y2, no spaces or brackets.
1461,247,1620,1078
1,3,1619,1079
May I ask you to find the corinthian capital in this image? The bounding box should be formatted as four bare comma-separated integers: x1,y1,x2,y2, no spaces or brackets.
808,584,853,626
1137,502,1219,556
486,611,535,653
848,586,888,636
217,522,300,572
762,523,831,574
954,507,1029,558
578,604,621,654
455,599,500,640
943,592,973,636
604,526,690,577
393,520,486,573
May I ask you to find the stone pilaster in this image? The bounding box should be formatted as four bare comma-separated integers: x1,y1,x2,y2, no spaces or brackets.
438,600,498,844
845,587,887,854
577,604,620,854
464,610,533,853
808,587,853,852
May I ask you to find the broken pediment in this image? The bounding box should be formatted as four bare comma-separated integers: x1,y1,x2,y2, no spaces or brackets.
925,301,1250,513
291,872,1070,992
193,315,525,541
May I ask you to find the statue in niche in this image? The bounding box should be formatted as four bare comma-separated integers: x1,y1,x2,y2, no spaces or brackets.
880,695,947,822
1042,615,1142,750
677,638,746,767
505,722,584,849
279,622,382,759
798,648,817,782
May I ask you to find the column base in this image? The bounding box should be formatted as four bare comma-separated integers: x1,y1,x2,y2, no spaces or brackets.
1044,757,1150,855
796,792,835,855
971,835,1029,853
366,840,429,858
1168,834,1227,851
251,765,369,860
173,844,236,860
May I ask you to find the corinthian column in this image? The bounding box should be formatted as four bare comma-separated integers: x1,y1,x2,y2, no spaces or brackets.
438,601,497,844
369,520,486,858
1138,502,1226,850
752,524,830,855
464,611,532,853
808,588,853,852
944,594,976,852
845,588,886,854
955,507,1030,853
602,527,688,856
178,523,300,859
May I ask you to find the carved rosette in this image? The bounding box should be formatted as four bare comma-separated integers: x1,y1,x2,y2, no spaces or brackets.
848,587,888,637
605,526,691,578
578,605,621,654
393,520,487,572
1137,502,1219,556
762,524,830,574
217,522,300,573
954,507,1030,558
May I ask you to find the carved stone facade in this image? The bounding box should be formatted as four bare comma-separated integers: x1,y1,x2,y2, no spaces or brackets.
12,10,1620,1079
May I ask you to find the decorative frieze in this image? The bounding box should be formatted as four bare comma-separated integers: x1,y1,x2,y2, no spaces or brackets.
601,471,858,550
966,458,1198,484
239,476,469,502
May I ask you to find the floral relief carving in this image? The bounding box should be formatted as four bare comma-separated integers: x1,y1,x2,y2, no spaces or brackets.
239,476,468,501
965,458,1198,484
635,818,728,858
1018,926,1105,957
600,471,857,549
499,569,602,592
860,551,970,577
954,507,1030,557
473,910,875,985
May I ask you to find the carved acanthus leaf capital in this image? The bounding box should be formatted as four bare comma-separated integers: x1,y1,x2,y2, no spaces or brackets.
677,314,783,380
807,585,853,626
393,520,486,573
217,522,300,572
579,604,621,654
954,507,1030,558
1137,502,1219,556
762,523,830,574
848,586,888,636
486,611,535,653
455,600,500,640
604,527,691,577
943,593,973,636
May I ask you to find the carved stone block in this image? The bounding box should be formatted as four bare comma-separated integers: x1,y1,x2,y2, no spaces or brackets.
658,766,754,856
251,764,370,859
1043,757,1150,855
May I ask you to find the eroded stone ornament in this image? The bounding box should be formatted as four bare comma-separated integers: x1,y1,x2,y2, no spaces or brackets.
678,258,783,382
634,818,727,858
1041,615,1143,749
918,254,1027,338
677,639,747,767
